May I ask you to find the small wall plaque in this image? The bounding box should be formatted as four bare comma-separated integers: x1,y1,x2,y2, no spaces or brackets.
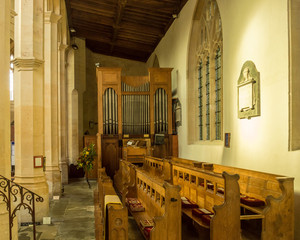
225,133,231,148
237,61,260,119
34,155,44,168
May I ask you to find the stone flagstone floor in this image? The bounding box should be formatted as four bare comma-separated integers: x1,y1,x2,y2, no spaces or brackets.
19,178,96,240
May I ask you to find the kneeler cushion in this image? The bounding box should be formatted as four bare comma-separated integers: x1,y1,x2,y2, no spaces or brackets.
140,219,154,228
240,195,265,207
126,197,145,212
201,214,214,225
126,198,141,205
129,203,145,212
192,208,213,225
143,227,153,239
192,208,212,218
181,197,199,208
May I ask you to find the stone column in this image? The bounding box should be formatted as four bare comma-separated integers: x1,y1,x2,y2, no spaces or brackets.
0,0,12,238
13,0,49,222
66,49,80,165
59,43,69,184
44,11,62,198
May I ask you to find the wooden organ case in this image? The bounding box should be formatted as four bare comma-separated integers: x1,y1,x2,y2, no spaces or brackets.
97,67,173,178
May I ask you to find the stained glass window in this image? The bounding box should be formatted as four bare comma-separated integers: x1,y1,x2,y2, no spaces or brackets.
215,47,221,140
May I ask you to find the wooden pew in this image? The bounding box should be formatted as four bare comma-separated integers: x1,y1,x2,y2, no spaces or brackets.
171,162,241,239
142,156,171,181
114,160,137,204
118,157,241,239
171,157,294,240
97,168,128,240
210,163,294,239
127,168,181,240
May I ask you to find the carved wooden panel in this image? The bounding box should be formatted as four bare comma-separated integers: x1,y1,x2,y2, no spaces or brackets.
101,136,119,179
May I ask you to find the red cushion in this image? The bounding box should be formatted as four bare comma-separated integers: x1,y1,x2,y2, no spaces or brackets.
192,208,212,218
201,214,213,225
143,227,153,239
126,198,140,205
240,195,265,207
129,203,145,212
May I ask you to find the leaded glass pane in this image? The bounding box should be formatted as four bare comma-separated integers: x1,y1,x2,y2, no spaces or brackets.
215,47,221,140
198,62,203,140
206,57,210,140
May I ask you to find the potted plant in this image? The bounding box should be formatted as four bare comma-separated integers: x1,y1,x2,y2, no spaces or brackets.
77,143,96,188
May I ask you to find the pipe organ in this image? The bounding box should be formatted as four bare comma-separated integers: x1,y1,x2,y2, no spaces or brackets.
97,67,173,178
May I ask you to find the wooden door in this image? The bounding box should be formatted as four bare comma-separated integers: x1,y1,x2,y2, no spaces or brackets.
101,135,119,179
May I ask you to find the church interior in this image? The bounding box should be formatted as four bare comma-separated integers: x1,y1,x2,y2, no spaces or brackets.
0,0,300,239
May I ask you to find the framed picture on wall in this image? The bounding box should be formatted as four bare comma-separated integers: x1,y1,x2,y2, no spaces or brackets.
34,155,44,168
225,133,231,148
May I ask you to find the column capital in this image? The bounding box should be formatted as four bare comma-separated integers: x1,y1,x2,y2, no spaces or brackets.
12,57,44,71
44,11,62,24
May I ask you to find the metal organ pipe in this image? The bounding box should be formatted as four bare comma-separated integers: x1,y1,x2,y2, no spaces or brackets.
154,88,168,134
121,82,150,135
103,88,118,135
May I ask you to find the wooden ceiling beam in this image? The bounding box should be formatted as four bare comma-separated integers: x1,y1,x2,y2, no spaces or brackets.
120,21,164,37
111,0,127,53
125,9,170,23
65,0,189,61
71,9,114,27
70,1,115,17
120,28,162,39
118,31,157,43
129,0,178,10
72,18,113,31
71,9,164,37
76,28,154,53
127,3,175,16
124,12,169,27
86,41,149,62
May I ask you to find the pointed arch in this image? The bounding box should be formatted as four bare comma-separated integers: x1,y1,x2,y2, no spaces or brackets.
187,0,223,143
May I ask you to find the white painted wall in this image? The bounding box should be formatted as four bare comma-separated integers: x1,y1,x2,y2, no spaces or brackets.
147,0,300,237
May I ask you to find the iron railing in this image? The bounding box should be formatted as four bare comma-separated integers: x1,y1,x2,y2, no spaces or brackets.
0,175,44,240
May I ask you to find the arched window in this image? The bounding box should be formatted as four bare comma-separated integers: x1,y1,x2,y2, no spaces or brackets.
188,0,223,143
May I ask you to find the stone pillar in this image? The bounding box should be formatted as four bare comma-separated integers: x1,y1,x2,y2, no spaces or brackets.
67,49,77,164
0,0,12,238
66,48,80,165
44,11,62,198
13,0,49,222
59,43,69,184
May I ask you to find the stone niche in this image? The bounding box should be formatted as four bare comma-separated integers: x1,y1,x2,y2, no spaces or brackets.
237,61,260,119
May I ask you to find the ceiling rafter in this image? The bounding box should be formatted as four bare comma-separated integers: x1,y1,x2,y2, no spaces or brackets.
111,0,128,54
66,0,188,62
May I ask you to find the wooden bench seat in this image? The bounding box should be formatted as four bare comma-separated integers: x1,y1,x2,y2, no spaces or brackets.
117,156,241,239
126,167,181,240
171,161,241,239
97,168,128,240
170,157,295,240
182,208,210,229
